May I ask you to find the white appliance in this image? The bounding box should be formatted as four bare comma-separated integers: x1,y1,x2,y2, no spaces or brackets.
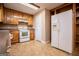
19,29,30,42
51,15,59,48
51,10,73,53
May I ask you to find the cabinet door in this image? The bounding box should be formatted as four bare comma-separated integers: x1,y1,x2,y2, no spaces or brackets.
12,19,18,25
17,11,22,18
4,8,8,23
4,8,12,24
59,10,72,53
51,15,59,48
30,29,34,40
22,13,28,20
5,8,11,17
14,11,22,18
13,11,18,17
0,4,4,22
28,16,33,25
10,30,19,44
10,9,14,17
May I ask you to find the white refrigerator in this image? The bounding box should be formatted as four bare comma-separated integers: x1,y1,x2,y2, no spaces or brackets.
51,10,73,53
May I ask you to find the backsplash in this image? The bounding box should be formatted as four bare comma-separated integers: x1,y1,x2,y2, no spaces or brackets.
0,24,18,30
0,23,33,30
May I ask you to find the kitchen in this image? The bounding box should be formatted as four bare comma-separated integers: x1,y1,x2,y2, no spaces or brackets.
0,3,34,54
0,3,79,56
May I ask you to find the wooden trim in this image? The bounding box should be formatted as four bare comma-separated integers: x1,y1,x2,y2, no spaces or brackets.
50,11,51,43
54,10,56,14
72,3,76,55
50,3,71,12
50,3,72,16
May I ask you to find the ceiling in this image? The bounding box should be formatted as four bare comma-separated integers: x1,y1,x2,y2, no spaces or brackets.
35,3,63,10
4,3,63,15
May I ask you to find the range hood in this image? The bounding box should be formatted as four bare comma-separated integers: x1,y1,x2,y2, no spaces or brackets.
18,19,28,23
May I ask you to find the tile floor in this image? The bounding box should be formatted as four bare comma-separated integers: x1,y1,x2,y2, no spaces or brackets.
7,40,70,56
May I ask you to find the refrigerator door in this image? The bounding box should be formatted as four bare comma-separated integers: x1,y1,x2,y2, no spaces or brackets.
51,15,59,48
59,10,72,53
58,13,66,51
64,10,72,53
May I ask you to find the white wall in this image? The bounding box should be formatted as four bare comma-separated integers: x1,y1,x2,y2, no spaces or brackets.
45,9,51,43
34,9,50,44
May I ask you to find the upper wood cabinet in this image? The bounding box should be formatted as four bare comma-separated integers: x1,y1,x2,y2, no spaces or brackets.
22,13,28,20
13,10,18,17
4,8,12,23
3,7,33,25
0,4,4,22
28,16,33,25
17,11,22,18
12,18,19,24
4,8,19,25
13,11,22,18
8,18,19,25
4,8,11,17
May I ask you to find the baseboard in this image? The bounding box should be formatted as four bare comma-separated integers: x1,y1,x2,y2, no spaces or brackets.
41,40,46,44
35,40,50,44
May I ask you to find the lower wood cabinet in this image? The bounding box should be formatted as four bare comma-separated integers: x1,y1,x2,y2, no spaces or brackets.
10,30,19,44
30,29,34,40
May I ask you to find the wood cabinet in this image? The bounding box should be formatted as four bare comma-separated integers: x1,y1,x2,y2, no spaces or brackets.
0,4,4,22
4,8,19,25
4,8,12,24
4,18,19,25
10,30,19,44
13,18,19,24
3,7,33,25
13,10,22,18
28,16,33,26
22,13,28,20
30,29,34,40
10,18,19,25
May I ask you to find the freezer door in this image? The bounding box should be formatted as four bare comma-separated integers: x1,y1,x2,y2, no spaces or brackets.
51,28,59,48
51,15,59,48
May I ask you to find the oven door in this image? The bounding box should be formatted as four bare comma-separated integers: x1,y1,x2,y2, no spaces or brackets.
20,29,30,38
19,29,30,42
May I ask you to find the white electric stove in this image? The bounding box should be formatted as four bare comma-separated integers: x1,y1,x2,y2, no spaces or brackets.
18,27,30,42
